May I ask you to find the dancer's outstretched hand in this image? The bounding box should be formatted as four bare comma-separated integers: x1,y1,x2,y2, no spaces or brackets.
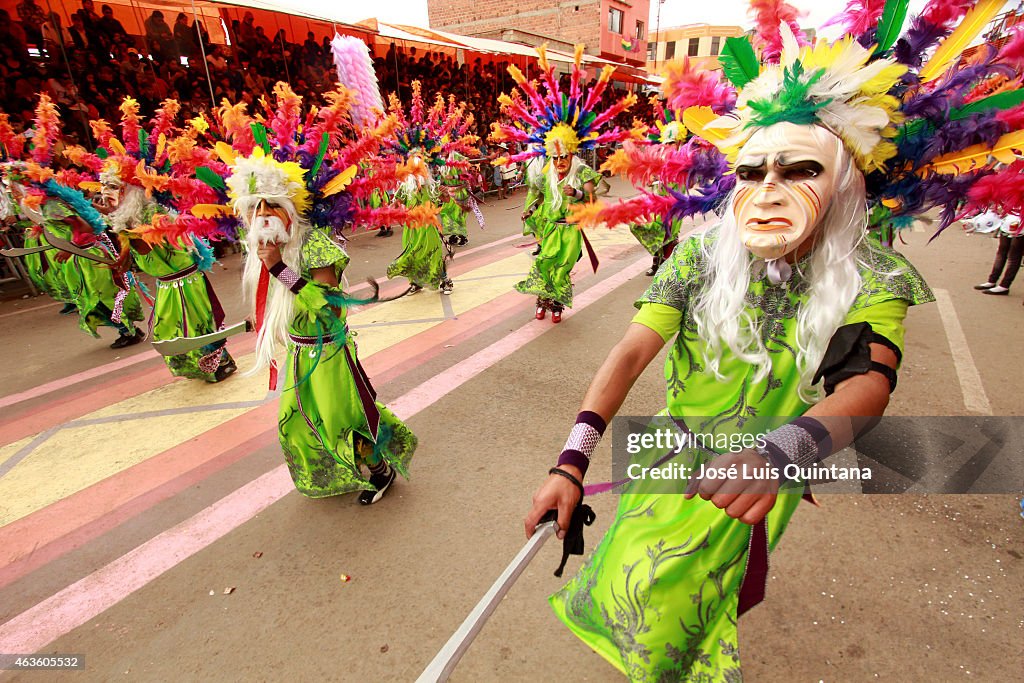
524,465,582,541
684,450,779,525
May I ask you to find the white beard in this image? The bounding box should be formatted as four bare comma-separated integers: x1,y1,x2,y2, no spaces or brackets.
250,215,291,244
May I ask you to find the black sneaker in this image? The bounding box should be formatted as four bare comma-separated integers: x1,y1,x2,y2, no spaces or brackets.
212,358,237,382
59,303,78,315
359,465,396,505
110,328,144,349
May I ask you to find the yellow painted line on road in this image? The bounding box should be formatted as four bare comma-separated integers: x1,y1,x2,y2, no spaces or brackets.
0,409,251,525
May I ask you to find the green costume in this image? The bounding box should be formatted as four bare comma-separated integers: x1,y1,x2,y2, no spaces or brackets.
386,183,448,289
42,201,143,337
515,159,602,308
550,229,934,681
133,239,234,381
438,154,469,240
280,229,417,497
631,185,681,263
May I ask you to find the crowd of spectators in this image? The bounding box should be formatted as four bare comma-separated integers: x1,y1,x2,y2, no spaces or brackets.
1,2,653,151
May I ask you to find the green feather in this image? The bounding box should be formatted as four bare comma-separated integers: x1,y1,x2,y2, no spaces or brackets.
138,130,149,158
747,62,830,129
250,122,271,154
873,0,910,55
195,165,226,190
96,147,109,159
951,89,1024,120
719,37,760,88
309,132,330,178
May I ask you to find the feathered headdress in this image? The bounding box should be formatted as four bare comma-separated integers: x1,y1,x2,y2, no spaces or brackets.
331,34,383,129
489,44,635,163
217,81,437,233
679,0,1024,236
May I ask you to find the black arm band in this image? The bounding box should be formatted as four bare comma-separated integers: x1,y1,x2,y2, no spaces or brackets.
814,322,899,395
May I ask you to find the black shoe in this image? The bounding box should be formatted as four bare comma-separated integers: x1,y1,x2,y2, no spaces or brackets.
457,235,468,246
441,278,454,295
59,303,77,315
531,245,541,256
359,465,396,505
973,282,996,290
110,328,144,349
212,358,237,382
409,284,423,295
982,286,1010,295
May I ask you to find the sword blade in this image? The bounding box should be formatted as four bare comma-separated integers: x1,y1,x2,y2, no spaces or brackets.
150,321,249,355
1,245,53,257
416,521,558,682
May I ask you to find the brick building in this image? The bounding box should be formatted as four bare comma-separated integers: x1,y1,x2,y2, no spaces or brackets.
645,23,745,74
426,0,650,67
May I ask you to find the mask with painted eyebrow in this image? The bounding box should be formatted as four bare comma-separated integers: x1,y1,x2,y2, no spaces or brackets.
733,122,839,262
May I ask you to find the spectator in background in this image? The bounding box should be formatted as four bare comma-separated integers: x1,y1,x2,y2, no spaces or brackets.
68,14,92,53
75,0,104,50
303,32,320,60
238,12,257,51
41,12,71,58
174,12,196,59
193,20,209,56
17,0,47,46
97,5,127,45
144,10,175,61
206,45,228,73
1,10,29,53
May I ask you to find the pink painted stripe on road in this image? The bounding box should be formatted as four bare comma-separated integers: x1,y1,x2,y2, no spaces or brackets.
0,255,648,654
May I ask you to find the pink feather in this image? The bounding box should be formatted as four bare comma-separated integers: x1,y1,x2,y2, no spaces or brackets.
662,58,737,114
749,0,809,63
822,0,886,38
997,28,1024,71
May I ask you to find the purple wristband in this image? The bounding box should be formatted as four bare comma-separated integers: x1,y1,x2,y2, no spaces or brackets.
269,263,307,294
557,411,607,476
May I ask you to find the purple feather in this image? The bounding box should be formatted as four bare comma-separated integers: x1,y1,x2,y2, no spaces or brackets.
919,112,1007,165
894,17,948,68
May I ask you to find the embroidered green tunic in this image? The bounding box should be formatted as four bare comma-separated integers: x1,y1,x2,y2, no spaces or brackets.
550,228,934,682
42,201,143,337
280,229,417,497
386,184,447,289
514,160,603,307
630,184,682,259
133,239,231,381
438,153,469,239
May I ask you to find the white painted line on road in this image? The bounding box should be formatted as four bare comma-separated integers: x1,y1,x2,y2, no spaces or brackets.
933,288,992,415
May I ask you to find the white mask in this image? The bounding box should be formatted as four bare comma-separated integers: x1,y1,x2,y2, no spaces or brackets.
251,214,290,244
732,123,839,261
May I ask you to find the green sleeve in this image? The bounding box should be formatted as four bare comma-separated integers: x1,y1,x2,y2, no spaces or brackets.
634,232,706,312
631,302,683,342
842,299,909,367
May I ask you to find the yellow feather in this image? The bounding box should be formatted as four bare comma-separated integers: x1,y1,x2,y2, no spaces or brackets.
508,65,527,85
920,130,1024,176
108,138,126,156
321,164,359,197
190,204,231,218
156,133,166,162
537,44,549,73
919,0,1003,83
682,107,730,145
79,181,102,193
214,141,236,166
573,44,584,68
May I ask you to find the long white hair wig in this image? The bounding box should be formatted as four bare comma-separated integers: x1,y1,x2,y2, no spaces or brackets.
237,195,311,375
692,124,889,403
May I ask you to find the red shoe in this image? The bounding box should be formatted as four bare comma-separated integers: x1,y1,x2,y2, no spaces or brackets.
536,306,546,320
551,309,562,323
